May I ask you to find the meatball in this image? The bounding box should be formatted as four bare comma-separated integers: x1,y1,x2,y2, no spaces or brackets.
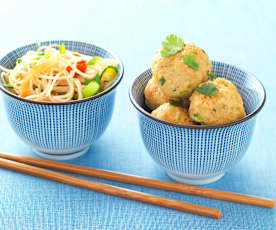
152,103,196,125
144,78,177,110
189,78,246,125
151,42,212,98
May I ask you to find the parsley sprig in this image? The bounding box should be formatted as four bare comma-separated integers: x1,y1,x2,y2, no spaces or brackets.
183,54,199,70
158,77,166,86
168,99,183,107
195,82,218,96
161,34,184,57
208,73,216,80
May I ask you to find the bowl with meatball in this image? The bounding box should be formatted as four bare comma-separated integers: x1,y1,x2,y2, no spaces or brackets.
130,35,265,185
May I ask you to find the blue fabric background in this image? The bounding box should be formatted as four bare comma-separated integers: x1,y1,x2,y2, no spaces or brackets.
0,1,275,229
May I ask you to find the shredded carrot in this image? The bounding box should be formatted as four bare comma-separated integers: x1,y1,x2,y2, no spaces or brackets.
20,79,32,97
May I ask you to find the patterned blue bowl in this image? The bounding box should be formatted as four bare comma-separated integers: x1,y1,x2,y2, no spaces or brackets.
130,61,265,185
0,41,124,160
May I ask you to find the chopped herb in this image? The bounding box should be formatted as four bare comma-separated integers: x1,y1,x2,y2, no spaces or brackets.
94,73,101,83
33,57,41,61
160,34,184,57
3,84,14,89
179,90,189,96
168,99,182,107
195,82,218,96
37,52,45,56
17,58,22,64
87,56,101,65
84,78,92,85
59,43,66,54
173,88,176,92
183,54,199,70
194,113,204,122
212,108,216,112
208,73,216,80
158,77,166,86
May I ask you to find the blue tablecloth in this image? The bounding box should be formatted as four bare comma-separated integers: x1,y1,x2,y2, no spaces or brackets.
0,1,275,229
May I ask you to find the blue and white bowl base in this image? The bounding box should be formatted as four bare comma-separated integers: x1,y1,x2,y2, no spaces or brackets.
166,170,225,185
32,146,91,160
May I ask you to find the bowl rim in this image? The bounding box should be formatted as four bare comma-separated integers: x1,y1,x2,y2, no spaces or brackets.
0,40,124,106
129,61,266,130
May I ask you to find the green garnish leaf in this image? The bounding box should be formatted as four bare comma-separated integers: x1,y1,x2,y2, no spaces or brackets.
195,82,218,96
3,84,14,89
168,99,183,107
86,56,101,65
208,73,216,80
17,58,22,64
59,43,66,54
82,81,100,98
212,108,216,112
84,78,92,85
158,77,166,86
160,34,184,57
183,54,199,70
94,73,101,83
179,90,189,96
38,52,45,56
194,113,204,122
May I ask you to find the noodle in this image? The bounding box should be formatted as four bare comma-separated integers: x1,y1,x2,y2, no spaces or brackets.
0,44,118,102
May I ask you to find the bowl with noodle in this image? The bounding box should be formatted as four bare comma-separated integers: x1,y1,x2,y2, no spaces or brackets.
0,40,124,160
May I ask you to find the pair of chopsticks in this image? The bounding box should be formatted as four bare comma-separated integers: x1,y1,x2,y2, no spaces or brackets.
0,153,274,219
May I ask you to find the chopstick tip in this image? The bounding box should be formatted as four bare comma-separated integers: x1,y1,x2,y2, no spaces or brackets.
217,210,222,219
272,200,275,208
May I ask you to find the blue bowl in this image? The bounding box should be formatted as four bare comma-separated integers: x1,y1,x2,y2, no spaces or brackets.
130,61,265,185
0,40,124,160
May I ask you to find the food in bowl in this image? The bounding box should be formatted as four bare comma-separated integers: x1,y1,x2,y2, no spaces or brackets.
130,61,265,184
144,78,178,110
0,41,123,160
189,78,246,125
151,35,212,98
0,43,118,102
147,34,246,125
151,102,196,125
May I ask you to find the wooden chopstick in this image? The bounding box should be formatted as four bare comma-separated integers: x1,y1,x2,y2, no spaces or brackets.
0,157,221,218
0,153,274,208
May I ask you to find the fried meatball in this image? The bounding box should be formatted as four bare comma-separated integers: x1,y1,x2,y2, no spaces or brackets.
152,103,196,125
189,78,246,125
151,42,212,98
144,78,177,110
